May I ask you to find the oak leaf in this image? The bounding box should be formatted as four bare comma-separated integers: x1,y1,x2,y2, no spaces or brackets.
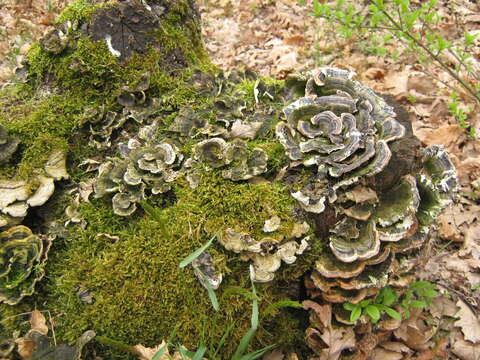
455,299,480,343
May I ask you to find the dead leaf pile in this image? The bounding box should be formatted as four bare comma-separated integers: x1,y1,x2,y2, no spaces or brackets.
200,0,316,77
0,0,71,82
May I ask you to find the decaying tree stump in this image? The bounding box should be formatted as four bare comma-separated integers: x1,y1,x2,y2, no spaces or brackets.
0,1,458,358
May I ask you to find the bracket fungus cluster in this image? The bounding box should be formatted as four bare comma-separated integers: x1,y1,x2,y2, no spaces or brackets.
0,151,69,228
95,122,183,216
273,68,458,306
193,138,268,181
0,0,462,352
0,226,52,305
219,221,311,282
0,126,67,304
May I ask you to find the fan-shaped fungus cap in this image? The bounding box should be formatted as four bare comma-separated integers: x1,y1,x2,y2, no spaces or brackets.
194,138,228,168
0,225,51,305
192,252,223,290
277,67,405,215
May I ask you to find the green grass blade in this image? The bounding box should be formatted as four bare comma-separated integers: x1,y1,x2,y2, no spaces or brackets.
140,201,169,236
205,280,219,311
152,343,169,360
192,344,206,360
239,344,277,360
231,328,256,360
264,300,303,316
212,322,235,358
179,235,216,268
193,266,219,311
251,282,258,329
177,345,194,359
223,286,260,301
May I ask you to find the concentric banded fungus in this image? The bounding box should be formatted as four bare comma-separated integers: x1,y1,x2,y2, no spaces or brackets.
192,252,223,290
277,67,404,216
0,151,69,227
416,145,458,225
276,67,457,305
193,138,268,181
95,124,183,216
0,225,52,305
218,226,311,282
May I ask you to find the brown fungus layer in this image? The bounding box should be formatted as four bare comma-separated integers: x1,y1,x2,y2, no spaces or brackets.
275,67,458,306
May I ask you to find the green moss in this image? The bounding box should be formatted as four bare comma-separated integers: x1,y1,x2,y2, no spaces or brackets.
56,0,115,24
173,171,297,240
0,1,314,356
40,176,305,358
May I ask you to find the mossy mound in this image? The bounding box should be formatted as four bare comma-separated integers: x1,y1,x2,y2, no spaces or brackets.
0,0,320,358
39,170,314,358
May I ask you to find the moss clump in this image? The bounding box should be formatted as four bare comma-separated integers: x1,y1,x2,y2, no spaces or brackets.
173,171,297,240
0,1,315,356
40,171,308,358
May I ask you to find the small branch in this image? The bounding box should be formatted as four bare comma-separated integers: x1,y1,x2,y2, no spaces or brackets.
372,4,480,104
419,18,480,82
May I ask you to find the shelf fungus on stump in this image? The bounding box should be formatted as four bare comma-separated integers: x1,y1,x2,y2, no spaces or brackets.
0,225,52,305
193,138,268,181
95,123,183,216
275,67,458,305
0,151,69,228
218,225,311,282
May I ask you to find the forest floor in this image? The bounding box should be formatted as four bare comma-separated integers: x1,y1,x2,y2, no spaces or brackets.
1,0,480,359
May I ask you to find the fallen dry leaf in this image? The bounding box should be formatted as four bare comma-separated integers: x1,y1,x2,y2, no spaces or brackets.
455,299,480,343
407,72,438,95
452,340,480,360
15,336,36,360
414,124,465,148
303,300,332,328
134,342,168,360
29,310,48,336
306,326,356,360
429,296,459,318
384,69,409,97
371,348,403,360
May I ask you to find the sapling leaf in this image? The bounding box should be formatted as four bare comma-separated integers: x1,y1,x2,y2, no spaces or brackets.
409,281,433,290
365,305,381,322
359,299,371,307
410,300,427,308
418,288,438,298
381,287,397,306
179,235,216,268
384,307,402,321
343,302,356,311
350,306,362,323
